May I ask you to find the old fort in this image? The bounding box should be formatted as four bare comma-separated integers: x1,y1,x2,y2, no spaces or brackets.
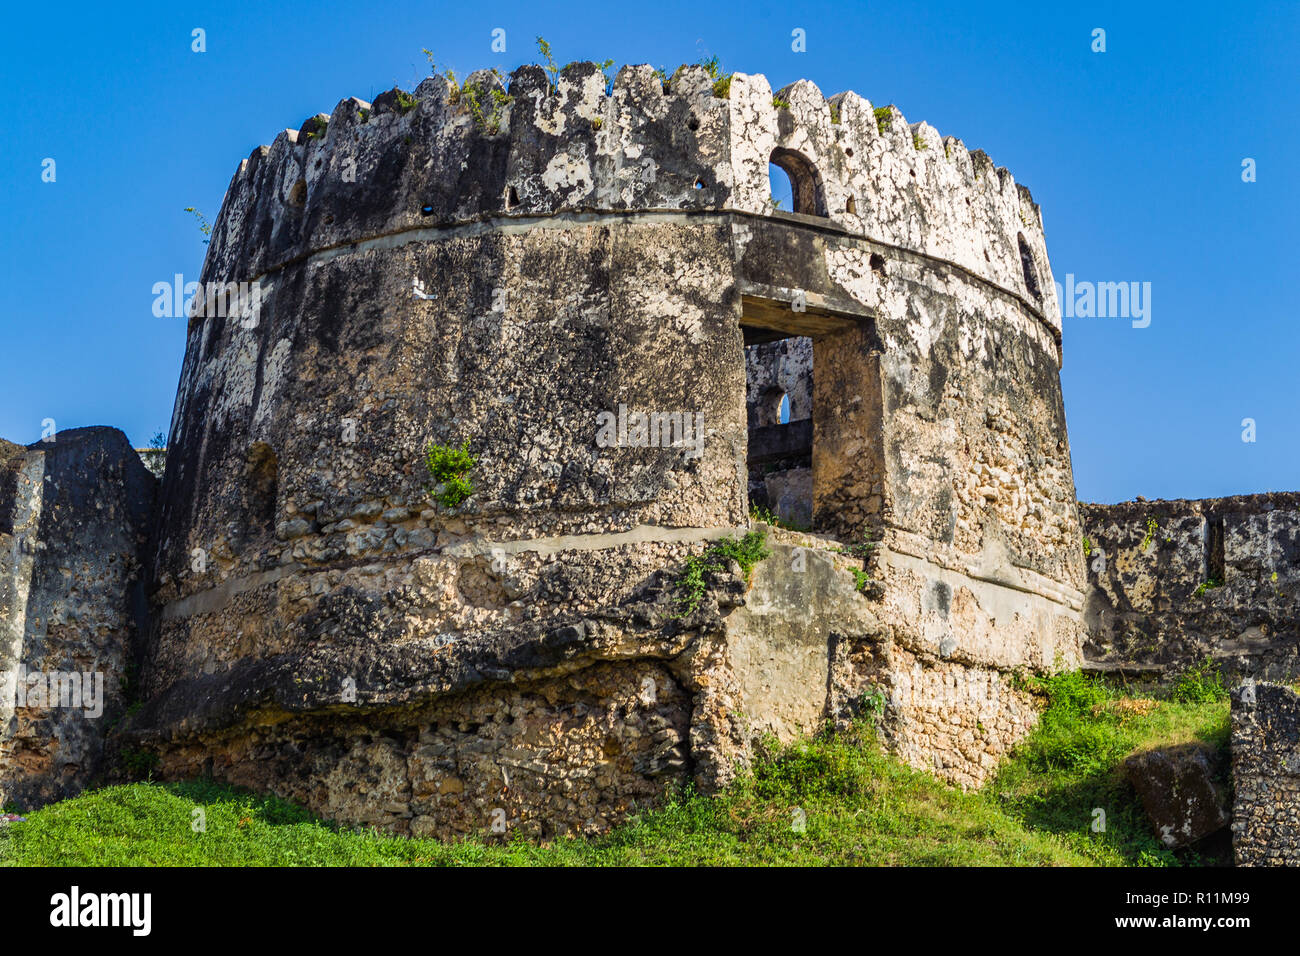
2,59,1297,864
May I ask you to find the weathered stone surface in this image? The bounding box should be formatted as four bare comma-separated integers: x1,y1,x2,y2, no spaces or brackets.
1231,681,1300,866
0,428,156,809
1081,495,1300,681
1124,744,1229,848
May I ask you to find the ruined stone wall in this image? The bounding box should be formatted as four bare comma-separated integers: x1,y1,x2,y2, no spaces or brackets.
1080,495,1300,681
0,428,156,809
124,61,1086,832
1231,681,1300,865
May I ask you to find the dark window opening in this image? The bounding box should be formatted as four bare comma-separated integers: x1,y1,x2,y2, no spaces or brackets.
245,442,279,534
1206,516,1226,584
1018,233,1042,301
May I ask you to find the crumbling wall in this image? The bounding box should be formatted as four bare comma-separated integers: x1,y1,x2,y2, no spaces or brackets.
1231,681,1300,865
0,428,156,809
1080,495,1300,680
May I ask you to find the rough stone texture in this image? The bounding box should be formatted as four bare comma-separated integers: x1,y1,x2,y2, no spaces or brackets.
1231,681,1300,866
1124,744,1229,848
0,428,156,809
116,63,1086,835
1080,495,1300,681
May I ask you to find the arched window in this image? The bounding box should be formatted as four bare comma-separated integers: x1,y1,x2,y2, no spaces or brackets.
769,148,827,217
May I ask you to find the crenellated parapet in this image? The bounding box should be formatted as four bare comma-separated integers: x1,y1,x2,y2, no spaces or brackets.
726,73,1059,339
203,62,1058,348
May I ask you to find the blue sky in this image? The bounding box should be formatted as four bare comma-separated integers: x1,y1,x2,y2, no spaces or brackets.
2,0,1295,503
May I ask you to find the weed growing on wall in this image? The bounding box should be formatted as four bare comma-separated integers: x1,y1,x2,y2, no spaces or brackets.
672,530,771,617
1139,516,1158,552
423,440,476,508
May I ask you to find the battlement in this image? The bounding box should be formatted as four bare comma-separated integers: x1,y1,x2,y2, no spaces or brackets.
204,62,1059,341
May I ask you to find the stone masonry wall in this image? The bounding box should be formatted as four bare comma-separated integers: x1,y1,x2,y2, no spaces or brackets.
1080,494,1300,680
1231,681,1300,865
0,428,156,809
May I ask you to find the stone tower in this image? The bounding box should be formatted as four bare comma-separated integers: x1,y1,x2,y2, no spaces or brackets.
126,62,1086,836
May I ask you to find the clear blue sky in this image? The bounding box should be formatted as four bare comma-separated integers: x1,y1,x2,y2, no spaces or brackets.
2,0,1295,503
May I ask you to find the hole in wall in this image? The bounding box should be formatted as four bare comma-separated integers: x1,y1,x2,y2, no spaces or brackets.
505,185,519,209
845,195,857,214
845,147,854,157
869,253,885,275
420,204,435,216
688,114,700,131
1017,233,1042,301
288,179,307,207
244,442,279,533
1206,516,1226,584
694,178,705,190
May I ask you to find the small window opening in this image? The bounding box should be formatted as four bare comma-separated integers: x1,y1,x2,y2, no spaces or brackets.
845,195,857,215
1017,233,1042,301
245,442,279,533
1206,516,1226,584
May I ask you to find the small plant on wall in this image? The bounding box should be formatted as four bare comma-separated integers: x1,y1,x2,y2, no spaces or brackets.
424,440,476,507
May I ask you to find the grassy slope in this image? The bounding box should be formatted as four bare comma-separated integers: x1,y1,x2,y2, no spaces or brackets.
0,671,1230,867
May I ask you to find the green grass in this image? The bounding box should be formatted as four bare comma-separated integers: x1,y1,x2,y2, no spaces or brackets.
0,670,1230,867
0,727,1088,867
990,669,1230,866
